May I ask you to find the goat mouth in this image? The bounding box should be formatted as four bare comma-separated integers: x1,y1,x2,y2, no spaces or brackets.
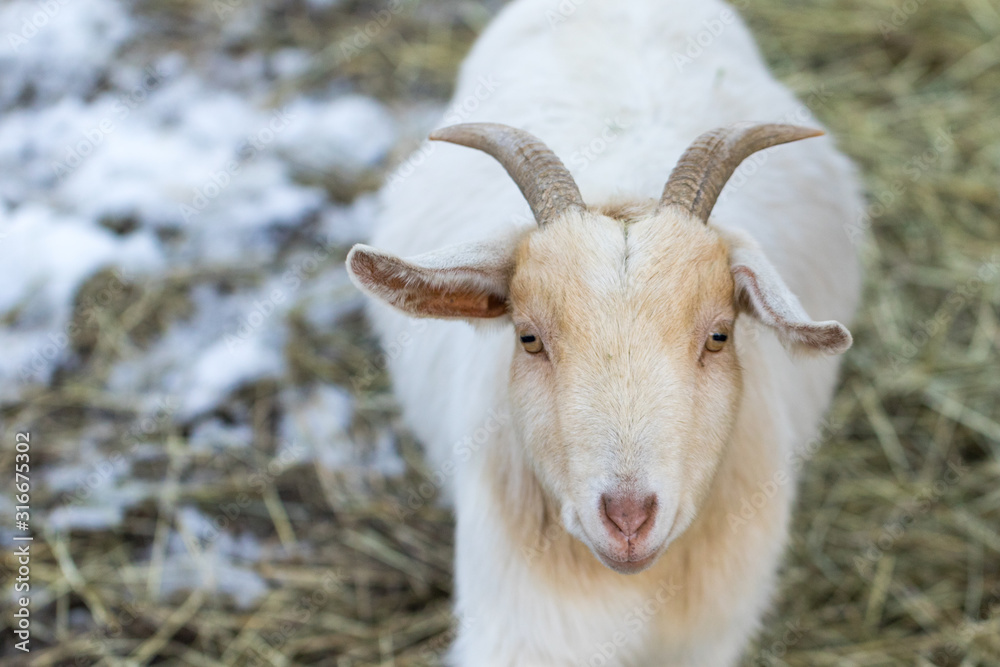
588,509,677,574
595,545,663,575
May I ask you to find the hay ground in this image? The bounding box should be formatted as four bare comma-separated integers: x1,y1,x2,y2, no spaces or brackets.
2,0,1000,665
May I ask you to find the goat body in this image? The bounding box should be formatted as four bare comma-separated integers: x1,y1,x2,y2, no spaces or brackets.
351,0,862,664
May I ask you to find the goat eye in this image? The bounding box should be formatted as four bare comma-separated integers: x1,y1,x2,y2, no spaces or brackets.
519,333,543,354
705,332,729,353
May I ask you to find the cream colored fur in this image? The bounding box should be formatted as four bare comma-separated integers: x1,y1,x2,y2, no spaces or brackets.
346,0,862,664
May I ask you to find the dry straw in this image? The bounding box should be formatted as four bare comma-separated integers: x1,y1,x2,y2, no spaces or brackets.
2,0,998,665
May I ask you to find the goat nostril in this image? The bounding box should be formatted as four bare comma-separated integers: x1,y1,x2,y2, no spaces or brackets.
601,493,657,539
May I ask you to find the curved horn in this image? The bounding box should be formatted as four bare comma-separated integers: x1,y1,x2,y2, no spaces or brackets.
429,122,585,226
658,123,824,223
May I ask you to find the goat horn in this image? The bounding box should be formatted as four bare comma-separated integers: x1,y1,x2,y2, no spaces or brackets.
658,123,824,223
430,122,585,226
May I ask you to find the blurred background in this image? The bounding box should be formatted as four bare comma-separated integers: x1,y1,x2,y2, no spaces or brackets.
0,0,998,664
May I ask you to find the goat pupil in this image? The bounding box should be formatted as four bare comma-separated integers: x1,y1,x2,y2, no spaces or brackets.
712,333,728,342
520,335,536,343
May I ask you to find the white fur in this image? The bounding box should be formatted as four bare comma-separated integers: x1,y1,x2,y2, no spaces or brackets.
358,0,862,664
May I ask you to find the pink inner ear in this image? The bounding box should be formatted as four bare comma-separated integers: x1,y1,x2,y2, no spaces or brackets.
733,265,852,353
732,266,795,326
404,279,508,318
350,248,508,319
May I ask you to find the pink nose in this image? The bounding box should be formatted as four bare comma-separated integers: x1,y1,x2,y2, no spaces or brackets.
601,493,657,540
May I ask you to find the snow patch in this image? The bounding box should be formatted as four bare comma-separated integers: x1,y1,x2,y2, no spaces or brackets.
277,95,397,178
158,550,268,609
0,0,132,110
0,204,162,394
279,385,355,469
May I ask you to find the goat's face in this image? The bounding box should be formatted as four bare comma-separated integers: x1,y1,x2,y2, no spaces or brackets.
506,206,741,572
348,122,851,575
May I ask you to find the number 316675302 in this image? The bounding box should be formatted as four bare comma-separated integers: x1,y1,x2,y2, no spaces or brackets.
15,432,30,507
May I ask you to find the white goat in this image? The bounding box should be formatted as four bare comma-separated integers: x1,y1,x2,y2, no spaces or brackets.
346,0,862,664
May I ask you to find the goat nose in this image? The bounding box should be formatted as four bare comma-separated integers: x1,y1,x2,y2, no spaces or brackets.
601,493,657,539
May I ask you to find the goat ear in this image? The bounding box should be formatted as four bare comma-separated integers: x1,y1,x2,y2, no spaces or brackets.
724,232,852,355
346,238,515,320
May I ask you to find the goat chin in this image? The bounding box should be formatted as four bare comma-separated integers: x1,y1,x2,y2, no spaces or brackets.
351,0,863,663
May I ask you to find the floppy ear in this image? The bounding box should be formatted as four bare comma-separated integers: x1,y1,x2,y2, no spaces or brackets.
724,231,852,355
346,237,516,321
